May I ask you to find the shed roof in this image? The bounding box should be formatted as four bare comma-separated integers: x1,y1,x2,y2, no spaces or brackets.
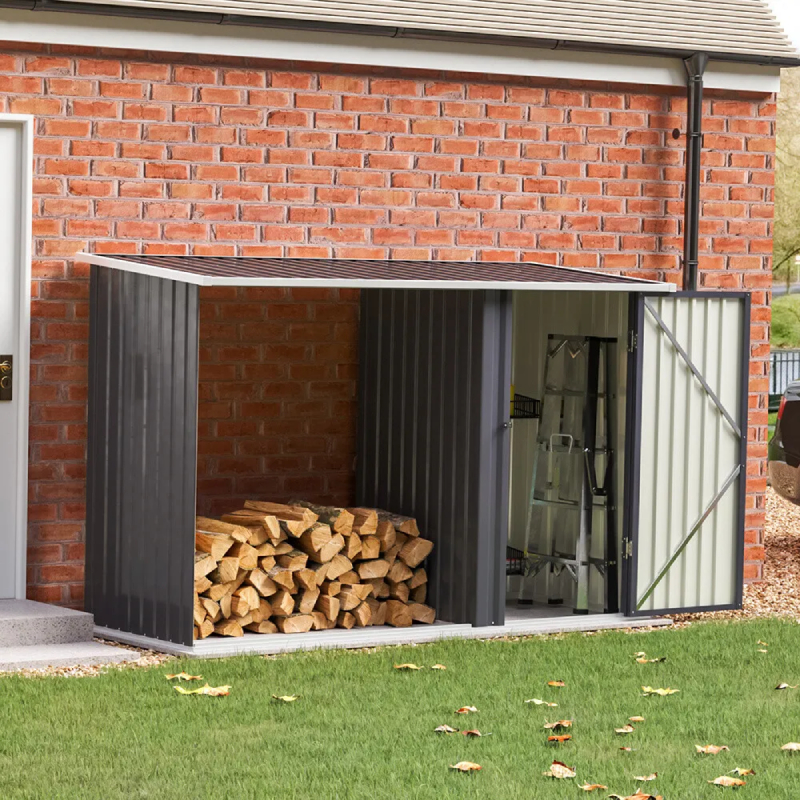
58,0,799,63
81,254,675,292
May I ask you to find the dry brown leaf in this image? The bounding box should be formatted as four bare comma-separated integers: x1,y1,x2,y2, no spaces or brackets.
619,746,636,752
174,683,231,696
709,776,746,787
757,648,768,653
615,724,636,735
461,729,491,738
757,640,768,646
782,742,800,751
629,716,646,723
641,686,679,696
547,680,566,688
636,656,667,664
578,784,607,792
633,773,658,781
271,694,300,703
455,706,478,715
542,760,576,779
775,683,799,690
525,698,558,707
696,744,730,755
609,792,663,800
730,768,756,776
165,672,202,681
450,761,482,772
434,725,458,734
543,719,573,731
430,664,447,670
394,663,423,670
547,734,572,744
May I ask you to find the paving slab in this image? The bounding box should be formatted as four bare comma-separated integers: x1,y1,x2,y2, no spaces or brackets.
0,641,136,672
0,600,94,646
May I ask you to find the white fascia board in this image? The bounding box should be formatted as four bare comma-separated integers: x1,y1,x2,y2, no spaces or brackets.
82,254,676,293
0,7,781,93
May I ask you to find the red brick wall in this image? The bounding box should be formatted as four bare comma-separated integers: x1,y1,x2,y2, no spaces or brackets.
0,42,773,606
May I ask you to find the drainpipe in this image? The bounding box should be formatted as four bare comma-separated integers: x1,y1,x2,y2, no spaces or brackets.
682,52,709,291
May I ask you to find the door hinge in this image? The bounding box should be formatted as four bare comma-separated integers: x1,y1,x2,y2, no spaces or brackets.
623,539,633,559
627,331,638,353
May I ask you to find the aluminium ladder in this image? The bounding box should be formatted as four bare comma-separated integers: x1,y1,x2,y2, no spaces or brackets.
521,334,619,614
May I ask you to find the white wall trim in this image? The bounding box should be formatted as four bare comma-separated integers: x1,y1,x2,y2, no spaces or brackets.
0,8,782,93
0,114,32,601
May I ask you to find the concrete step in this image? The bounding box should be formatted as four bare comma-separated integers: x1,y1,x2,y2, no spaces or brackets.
0,600,94,646
0,641,135,672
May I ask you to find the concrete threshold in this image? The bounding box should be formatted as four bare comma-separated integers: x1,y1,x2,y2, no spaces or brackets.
0,641,138,672
95,613,672,658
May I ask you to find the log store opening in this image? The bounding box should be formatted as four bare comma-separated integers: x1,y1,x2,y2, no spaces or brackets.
82,254,750,651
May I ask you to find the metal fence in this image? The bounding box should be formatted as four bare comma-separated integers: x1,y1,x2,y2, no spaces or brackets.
771,349,800,406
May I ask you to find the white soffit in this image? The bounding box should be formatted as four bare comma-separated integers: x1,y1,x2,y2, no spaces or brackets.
0,8,782,92
81,254,676,293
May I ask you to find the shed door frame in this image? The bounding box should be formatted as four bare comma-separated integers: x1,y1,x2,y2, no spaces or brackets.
622,290,750,617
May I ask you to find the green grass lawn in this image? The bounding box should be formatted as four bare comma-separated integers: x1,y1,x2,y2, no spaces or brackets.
3,619,800,799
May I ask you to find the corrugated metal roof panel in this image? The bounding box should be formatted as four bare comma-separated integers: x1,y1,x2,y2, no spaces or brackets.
57,0,798,61
81,254,675,292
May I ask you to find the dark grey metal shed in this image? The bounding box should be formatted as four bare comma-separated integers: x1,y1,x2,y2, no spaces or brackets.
81,254,749,651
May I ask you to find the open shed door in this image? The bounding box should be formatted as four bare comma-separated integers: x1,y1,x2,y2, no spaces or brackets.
625,292,750,616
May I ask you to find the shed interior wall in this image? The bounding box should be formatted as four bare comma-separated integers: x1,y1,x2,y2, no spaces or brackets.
508,290,629,613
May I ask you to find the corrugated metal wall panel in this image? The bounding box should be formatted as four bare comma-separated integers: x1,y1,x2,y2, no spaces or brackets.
357,289,511,626
86,266,199,645
508,291,628,610
59,0,797,59
631,294,748,614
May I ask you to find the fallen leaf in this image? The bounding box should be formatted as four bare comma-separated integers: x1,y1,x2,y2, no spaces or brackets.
775,683,799,690
633,773,658,781
609,792,663,800
394,663,423,670
165,672,202,681
615,724,636,735
619,747,636,752
271,694,300,703
709,776,746,787
455,706,478,715
641,686,679,696
696,744,730,755
434,725,458,734
461,729,491,738
449,761,482,772
525,698,558,707
542,760,576,779
730,768,756,776
781,742,800,751
629,716,646,723
547,734,572,744
547,680,566,688
636,656,667,664
757,640,768,646
757,649,768,654
633,651,647,658
174,683,231,696
578,784,607,792
543,720,573,731
430,664,447,670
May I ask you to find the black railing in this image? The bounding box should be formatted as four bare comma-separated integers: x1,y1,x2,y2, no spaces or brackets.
770,349,800,410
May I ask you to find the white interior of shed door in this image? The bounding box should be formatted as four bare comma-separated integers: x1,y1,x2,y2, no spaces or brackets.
507,291,628,613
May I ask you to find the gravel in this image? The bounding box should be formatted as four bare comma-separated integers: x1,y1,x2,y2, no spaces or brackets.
674,487,800,623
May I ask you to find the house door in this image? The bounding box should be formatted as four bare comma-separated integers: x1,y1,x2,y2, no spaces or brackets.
0,115,32,600
624,292,750,615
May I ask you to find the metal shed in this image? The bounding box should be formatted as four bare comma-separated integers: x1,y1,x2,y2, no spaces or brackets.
81,254,750,653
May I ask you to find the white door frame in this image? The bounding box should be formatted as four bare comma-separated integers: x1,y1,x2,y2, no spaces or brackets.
0,113,32,600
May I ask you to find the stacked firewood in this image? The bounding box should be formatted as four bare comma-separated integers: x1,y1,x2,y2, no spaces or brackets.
193,501,435,639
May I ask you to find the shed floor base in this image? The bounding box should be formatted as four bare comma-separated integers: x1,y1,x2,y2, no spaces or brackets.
95,614,671,658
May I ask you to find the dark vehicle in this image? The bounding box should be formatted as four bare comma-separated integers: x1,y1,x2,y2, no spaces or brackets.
769,381,800,504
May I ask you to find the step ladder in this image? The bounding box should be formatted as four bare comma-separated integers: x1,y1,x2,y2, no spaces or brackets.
521,334,619,614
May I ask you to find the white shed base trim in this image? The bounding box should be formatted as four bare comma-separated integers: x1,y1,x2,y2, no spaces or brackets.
95,614,672,658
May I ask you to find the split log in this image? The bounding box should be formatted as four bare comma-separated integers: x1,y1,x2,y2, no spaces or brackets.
336,611,356,629
231,568,249,593
195,531,234,561
385,599,413,628
204,582,232,603
275,614,314,634
244,524,269,547
359,536,380,561
318,534,345,563
259,555,276,573
200,597,221,623
209,557,240,585
194,576,213,594
315,594,340,622
343,533,362,561
295,523,333,559
411,584,427,604
194,552,217,581
320,580,342,597
337,570,360,585
387,561,413,584
196,516,249,543
237,612,254,627
270,590,295,617
309,562,330,585
268,567,296,593
250,598,273,624
389,582,409,603
383,539,404,567
376,520,396,554
193,594,205,626
357,559,389,581
366,578,389,599
410,568,427,589
244,500,317,533
326,554,353,581
311,611,330,630
246,620,277,634
214,619,244,637
276,549,308,572
290,501,355,536
294,568,317,592
219,592,232,619
228,541,259,570
197,619,215,639
256,542,277,557
366,597,387,626
273,542,294,556
246,568,276,597
221,511,282,541
348,507,378,536
399,537,434,569
298,588,321,615
377,509,420,538
409,603,436,624
338,587,363,612
232,586,259,616
352,601,372,627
